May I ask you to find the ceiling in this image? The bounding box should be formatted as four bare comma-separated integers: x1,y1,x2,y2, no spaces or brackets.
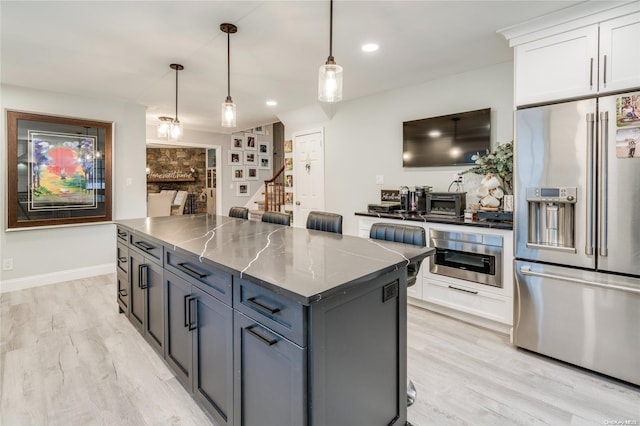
1,1,583,135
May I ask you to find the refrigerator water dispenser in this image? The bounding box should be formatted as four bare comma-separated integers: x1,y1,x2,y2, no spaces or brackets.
526,187,577,252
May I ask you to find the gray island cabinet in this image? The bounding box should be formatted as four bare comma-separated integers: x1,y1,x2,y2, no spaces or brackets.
115,214,433,426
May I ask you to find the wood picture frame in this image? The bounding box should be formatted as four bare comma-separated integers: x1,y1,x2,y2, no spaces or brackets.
6,110,113,229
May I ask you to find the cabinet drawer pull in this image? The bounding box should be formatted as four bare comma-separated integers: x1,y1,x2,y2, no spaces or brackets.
185,295,197,331
135,241,155,251
118,289,127,297
138,264,148,289
247,297,281,315
448,285,478,295
246,325,278,346
118,256,127,263
117,230,127,239
177,262,208,279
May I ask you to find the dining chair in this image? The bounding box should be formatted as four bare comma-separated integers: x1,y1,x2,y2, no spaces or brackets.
306,211,343,234
261,211,291,226
228,206,249,219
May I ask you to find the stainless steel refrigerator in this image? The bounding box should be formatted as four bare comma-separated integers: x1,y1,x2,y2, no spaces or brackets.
514,91,640,386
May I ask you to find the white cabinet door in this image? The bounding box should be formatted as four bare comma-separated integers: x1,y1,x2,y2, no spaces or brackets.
599,12,640,94
515,26,598,106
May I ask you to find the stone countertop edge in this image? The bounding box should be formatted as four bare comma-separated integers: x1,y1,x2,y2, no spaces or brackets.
355,211,514,230
116,214,434,306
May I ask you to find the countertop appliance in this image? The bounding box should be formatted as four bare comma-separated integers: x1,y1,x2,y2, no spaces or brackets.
425,192,466,218
514,90,640,386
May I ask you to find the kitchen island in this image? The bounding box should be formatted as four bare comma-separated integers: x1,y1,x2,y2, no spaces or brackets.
115,214,433,426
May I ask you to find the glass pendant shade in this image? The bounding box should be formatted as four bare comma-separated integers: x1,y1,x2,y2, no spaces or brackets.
221,98,236,128
157,116,173,138
318,62,343,102
170,120,183,140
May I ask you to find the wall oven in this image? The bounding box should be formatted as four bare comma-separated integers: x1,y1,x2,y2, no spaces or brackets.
429,229,503,288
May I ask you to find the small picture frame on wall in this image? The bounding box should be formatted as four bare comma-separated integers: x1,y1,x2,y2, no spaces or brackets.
231,165,245,181
232,135,243,149
284,139,292,153
244,133,257,150
236,182,249,196
258,142,269,156
285,191,293,205
228,149,243,165
246,167,259,180
284,157,293,171
259,155,271,169
244,151,257,166
253,125,265,135
285,174,293,188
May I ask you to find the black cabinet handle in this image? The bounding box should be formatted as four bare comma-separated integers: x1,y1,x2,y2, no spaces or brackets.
117,230,127,239
177,262,208,279
184,294,191,327
448,285,478,295
118,256,127,263
138,264,148,289
246,325,277,346
135,241,155,251
188,297,197,331
118,289,127,297
247,297,280,315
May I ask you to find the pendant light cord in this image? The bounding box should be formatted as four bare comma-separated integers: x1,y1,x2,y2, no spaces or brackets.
174,66,179,121
328,0,334,62
227,31,231,99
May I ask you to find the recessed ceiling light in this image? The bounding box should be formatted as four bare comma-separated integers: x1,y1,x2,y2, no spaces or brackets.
361,43,379,53
266,100,277,106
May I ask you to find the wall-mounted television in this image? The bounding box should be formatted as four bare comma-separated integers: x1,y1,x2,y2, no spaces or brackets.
402,108,491,167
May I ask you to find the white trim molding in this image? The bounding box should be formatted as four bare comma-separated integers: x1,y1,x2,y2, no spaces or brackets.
0,263,115,293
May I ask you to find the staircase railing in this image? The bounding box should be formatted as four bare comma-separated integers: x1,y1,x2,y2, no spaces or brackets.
264,165,285,212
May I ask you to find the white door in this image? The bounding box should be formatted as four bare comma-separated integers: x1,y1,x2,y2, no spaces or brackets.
293,129,324,228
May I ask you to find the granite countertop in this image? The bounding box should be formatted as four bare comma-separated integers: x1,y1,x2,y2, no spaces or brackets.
355,211,513,230
117,214,434,305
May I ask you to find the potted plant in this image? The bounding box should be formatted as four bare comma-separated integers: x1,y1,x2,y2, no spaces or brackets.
462,141,513,195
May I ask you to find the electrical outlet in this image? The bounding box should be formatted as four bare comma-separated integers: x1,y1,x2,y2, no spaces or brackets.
2,258,13,271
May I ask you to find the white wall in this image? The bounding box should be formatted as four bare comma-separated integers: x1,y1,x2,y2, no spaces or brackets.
278,62,514,236
1,84,146,290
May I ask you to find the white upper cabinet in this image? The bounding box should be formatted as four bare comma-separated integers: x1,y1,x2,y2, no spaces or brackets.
515,26,598,105
599,12,640,94
513,9,640,106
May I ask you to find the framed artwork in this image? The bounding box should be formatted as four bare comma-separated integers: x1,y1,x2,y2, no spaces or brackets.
244,151,257,166
246,167,259,180
253,125,265,135
228,149,243,165
285,191,294,205
232,135,243,149
284,157,293,171
6,110,112,229
259,155,271,170
285,174,293,188
244,133,257,150
258,142,269,156
236,182,249,197
231,165,245,181
284,139,292,153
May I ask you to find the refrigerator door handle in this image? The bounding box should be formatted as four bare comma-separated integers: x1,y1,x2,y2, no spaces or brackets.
519,267,640,295
585,113,596,256
599,111,608,257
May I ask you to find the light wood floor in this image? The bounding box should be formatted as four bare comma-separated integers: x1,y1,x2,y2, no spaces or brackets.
1,274,639,425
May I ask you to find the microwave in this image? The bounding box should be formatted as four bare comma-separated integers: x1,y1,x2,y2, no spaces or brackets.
425,192,466,218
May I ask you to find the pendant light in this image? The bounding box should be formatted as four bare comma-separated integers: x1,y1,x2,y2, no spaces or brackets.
318,0,343,103
220,23,237,128
156,63,184,140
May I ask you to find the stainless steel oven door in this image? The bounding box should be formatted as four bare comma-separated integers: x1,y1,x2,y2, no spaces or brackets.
429,231,502,287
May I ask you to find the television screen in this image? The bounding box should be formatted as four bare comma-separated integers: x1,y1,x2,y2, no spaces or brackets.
403,108,491,167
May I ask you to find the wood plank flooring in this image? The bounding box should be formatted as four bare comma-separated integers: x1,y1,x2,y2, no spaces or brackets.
1,274,639,425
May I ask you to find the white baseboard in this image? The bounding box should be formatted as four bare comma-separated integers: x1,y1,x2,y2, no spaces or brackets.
0,263,116,293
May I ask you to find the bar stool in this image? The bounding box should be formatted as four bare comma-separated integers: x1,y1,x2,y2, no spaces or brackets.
369,222,426,408
261,211,291,226
306,211,343,234
228,206,249,219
